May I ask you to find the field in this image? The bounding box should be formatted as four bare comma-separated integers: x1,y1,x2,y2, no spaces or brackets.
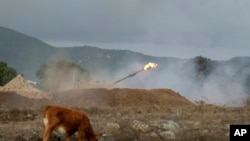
0,88,250,141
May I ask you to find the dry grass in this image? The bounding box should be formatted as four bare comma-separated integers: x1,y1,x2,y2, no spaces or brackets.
0,88,249,141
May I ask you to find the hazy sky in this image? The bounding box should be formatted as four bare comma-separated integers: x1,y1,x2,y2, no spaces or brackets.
1,0,250,60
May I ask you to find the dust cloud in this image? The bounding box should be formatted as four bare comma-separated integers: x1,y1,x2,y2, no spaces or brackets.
39,60,91,91
40,51,249,106
100,57,250,106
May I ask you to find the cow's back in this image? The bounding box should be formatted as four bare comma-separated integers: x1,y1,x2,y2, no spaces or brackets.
44,105,86,131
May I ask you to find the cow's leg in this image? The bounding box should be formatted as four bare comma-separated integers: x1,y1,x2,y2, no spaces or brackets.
43,126,53,141
65,135,72,141
77,130,86,141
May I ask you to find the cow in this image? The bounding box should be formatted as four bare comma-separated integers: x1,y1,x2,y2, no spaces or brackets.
43,105,103,141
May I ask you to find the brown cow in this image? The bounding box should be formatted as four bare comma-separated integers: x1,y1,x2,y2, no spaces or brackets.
43,105,102,141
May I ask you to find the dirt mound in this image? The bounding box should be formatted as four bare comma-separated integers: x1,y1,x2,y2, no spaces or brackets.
0,74,51,99
0,92,50,108
54,88,194,108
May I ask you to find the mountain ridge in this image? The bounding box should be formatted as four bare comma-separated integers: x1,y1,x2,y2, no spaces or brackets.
0,26,250,84
0,26,173,80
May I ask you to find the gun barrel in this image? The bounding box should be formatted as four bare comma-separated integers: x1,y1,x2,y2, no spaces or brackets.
113,69,144,85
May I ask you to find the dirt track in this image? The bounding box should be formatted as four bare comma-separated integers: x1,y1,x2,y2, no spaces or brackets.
0,88,250,141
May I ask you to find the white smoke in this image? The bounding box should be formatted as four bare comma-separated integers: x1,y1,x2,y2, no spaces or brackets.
102,57,249,106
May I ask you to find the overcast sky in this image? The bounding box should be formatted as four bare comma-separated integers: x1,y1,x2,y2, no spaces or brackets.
1,0,250,60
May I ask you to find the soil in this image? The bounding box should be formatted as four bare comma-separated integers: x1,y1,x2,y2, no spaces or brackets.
0,88,250,141
0,74,50,99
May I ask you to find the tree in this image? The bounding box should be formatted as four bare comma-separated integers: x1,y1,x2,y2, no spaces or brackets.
36,60,91,91
0,61,17,86
193,56,215,82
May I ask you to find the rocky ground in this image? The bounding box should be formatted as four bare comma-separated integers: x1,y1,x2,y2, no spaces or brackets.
0,88,250,141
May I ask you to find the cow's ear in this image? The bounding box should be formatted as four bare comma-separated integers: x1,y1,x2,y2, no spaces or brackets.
95,133,103,140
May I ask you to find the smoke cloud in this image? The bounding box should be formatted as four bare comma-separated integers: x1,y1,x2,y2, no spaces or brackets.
39,56,91,91
101,57,250,106
37,50,250,106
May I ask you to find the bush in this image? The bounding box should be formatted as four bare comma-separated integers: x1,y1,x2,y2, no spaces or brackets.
193,56,215,82
0,61,17,86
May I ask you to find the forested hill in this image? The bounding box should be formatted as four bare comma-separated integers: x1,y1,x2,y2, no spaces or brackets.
0,26,55,79
0,26,173,80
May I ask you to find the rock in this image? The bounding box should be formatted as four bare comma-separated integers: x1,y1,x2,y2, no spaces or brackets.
153,104,161,110
100,133,115,141
130,120,151,133
193,121,201,130
159,131,176,140
148,132,158,138
148,120,180,140
104,122,120,134
161,120,180,135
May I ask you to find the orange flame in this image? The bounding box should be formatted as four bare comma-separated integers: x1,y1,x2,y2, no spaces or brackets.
143,62,158,71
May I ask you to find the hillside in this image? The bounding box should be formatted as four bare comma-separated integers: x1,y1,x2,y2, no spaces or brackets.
0,27,250,140
0,26,175,80
55,88,194,108
0,26,250,102
0,26,55,79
